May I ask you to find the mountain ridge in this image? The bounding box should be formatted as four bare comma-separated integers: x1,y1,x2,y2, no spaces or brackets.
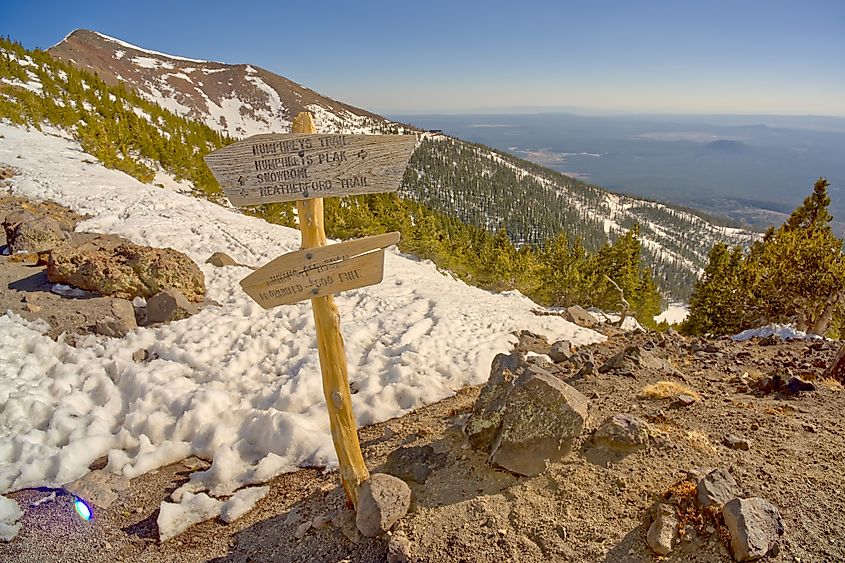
44,30,757,301
49,30,405,137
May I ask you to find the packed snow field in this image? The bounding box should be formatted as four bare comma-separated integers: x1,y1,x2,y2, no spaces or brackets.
0,124,603,532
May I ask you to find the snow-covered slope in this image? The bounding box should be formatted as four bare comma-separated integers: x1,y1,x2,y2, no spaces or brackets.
48,30,408,137
0,123,602,520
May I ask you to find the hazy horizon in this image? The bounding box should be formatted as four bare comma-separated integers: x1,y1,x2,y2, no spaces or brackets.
3,0,844,117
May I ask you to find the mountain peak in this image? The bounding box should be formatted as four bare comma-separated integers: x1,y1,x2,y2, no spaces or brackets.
48,30,401,138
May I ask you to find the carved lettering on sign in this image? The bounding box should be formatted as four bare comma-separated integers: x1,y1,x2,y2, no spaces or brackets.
240,232,400,309
204,133,416,206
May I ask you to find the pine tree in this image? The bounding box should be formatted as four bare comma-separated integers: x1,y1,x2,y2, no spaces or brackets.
685,178,845,336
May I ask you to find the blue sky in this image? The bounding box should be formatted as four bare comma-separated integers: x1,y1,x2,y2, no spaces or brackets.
4,0,844,115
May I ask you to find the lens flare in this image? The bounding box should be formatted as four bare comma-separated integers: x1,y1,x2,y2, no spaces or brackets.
73,498,93,520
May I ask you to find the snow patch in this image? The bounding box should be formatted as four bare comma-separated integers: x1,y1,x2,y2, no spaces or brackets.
732,324,824,342
0,495,22,542
655,304,689,325
0,123,603,528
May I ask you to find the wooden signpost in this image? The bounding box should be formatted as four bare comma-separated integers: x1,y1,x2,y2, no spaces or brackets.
205,113,416,509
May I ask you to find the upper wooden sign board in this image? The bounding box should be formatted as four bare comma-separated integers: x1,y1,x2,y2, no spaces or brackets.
240,232,400,308
204,133,417,206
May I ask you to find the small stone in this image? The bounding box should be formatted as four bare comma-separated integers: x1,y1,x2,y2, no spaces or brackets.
647,503,679,556
824,343,845,383
724,434,751,451
675,394,696,407
294,521,311,539
132,349,149,362
387,531,412,563
723,497,784,561
563,305,598,328
206,252,237,267
594,413,651,451
697,468,743,508
514,330,549,354
95,298,138,337
331,508,361,543
355,474,411,537
63,470,130,509
284,508,302,526
23,302,42,313
384,444,448,484
785,376,816,394
548,340,575,363
312,515,332,529
146,288,200,323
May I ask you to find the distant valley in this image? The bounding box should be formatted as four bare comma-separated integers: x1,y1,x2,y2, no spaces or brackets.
391,112,845,234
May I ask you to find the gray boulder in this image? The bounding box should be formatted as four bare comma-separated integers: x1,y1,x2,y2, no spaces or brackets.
723,497,784,561
464,352,523,451
6,215,68,253
355,473,411,537
464,352,588,476
697,468,742,508
146,289,200,323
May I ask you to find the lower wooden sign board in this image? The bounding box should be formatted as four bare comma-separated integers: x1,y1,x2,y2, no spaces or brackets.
240,232,400,309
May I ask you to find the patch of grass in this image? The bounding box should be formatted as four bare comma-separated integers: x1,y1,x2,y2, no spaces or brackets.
639,381,701,401
683,430,715,453
820,378,843,391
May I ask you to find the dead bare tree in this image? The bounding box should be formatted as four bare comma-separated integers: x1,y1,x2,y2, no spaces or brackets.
604,274,630,327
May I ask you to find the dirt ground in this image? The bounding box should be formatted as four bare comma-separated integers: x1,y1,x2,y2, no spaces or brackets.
3,194,844,563
2,327,844,563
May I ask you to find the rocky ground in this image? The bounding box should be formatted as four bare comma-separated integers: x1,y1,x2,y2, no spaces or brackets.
2,191,845,562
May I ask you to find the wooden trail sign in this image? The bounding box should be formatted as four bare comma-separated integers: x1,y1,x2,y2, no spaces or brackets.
240,232,399,308
204,132,416,206
204,112,415,510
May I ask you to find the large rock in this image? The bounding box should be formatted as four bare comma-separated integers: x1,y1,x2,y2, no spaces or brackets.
594,413,651,451
723,497,784,561
464,352,588,476
646,503,679,556
146,289,200,323
564,305,597,328
464,352,523,451
48,240,205,302
5,214,68,253
355,473,411,537
697,468,743,508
